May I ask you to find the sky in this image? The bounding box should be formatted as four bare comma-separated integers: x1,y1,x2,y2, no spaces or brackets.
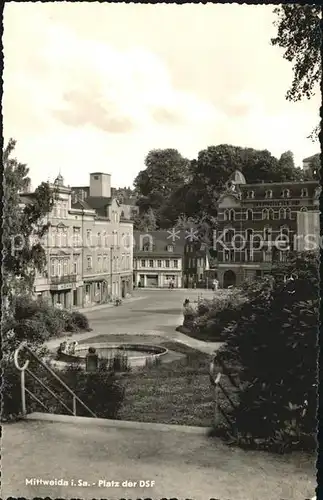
3,2,320,190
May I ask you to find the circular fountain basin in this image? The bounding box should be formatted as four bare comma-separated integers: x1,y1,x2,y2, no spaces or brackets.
59,342,168,368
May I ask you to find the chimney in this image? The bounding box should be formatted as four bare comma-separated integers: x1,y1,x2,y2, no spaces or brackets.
89,173,111,198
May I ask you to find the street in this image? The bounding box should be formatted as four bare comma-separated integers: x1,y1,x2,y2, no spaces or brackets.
83,288,215,336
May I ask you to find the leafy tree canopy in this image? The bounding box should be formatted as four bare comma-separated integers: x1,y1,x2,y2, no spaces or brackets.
271,5,321,101
3,139,56,313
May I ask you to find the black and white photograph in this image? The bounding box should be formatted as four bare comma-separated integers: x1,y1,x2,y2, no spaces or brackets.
2,2,320,499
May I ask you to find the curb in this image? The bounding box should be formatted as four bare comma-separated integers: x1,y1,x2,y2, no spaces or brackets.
25,412,210,435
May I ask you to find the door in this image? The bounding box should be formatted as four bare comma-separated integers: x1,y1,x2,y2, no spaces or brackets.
223,270,236,288
146,275,158,287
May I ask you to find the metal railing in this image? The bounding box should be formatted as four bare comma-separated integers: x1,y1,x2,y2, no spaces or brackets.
209,353,241,433
14,342,97,418
50,274,77,284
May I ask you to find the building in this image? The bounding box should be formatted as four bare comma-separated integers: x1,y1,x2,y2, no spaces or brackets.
133,231,185,288
183,240,216,288
302,154,320,175
213,170,320,288
23,172,133,308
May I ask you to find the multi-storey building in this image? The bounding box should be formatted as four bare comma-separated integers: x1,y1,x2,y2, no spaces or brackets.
213,170,320,288
22,172,133,308
183,240,214,288
133,231,185,288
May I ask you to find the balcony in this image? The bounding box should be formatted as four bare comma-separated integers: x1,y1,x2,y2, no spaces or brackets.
50,274,77,285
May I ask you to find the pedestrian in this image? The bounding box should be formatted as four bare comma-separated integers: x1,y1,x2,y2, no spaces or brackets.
212,279,219,291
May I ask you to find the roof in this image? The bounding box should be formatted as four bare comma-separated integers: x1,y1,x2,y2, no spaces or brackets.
134,230,186,255
230,170,246,185
71,199,93,211
303,154,320,162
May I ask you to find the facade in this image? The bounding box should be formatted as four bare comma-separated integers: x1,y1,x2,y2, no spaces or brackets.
133,231,185,288
213,170,320,288
183,241,215,288
302,154,319,174
24,172,133,308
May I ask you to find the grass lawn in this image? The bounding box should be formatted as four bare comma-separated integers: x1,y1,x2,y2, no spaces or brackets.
79,334,237,427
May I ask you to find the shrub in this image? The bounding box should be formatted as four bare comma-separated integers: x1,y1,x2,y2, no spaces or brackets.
69,311,91,332
193,290,247,340
212,252,318,452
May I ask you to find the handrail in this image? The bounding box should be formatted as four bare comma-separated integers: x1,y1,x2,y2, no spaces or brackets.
14,342,97,418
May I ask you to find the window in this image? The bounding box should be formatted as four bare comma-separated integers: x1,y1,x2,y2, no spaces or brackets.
86,230,92,245
167,245,174,252
229,209,235,221
246,209,253,221
264,227,272,241
103,232,108,247
87,256,92,269
73,227,80,247
265,190,273,199
57,260,62,276
263,250,272,263
246,228,253,244
262,209,269,220
224,228,234,243
141,259,146,267
224,210,230,221
279,208,286,219
165,260,170,268
97,233,102,247
286,208,291,219
282,189,290,198
98,256,101,271
247,191,254,199
51,259,56,276
173,259,178,268
300,206,308,212
62,228,67,247
103,256,107,271
73,258,78,274
269,209,274,220
301,188,308,197
63,259,68,275
224,250,234,262
149,259,154,267
157,259,162,267
142,236,151,251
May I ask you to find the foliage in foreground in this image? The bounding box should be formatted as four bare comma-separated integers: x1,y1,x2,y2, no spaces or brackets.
2,295,91,355
212,252,319,452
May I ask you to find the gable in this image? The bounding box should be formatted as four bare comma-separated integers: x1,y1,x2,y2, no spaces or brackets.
218,195,241,208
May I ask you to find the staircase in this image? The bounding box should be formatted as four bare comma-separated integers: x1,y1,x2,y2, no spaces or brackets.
14,342,96,418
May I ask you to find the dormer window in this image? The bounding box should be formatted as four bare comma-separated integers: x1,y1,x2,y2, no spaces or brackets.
281,189,290,198
265,190,273,199
167,245,174,252
247,191,255,199
301,188,308,197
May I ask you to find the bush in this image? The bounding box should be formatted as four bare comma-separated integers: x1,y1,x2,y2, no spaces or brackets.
192,290,247,340
68,311,91,332
212,252,319,452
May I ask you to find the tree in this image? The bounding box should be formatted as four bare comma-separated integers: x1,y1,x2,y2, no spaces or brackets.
133,207,157,231
271,5,321,102
277,150,303,181
134,148,190,205
214,251,318,451
2,139,56,316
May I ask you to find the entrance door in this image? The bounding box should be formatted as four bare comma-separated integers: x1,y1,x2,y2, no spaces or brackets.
73,289,78,306
121,281,126,298
223,270,236,288
146,275,158,287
